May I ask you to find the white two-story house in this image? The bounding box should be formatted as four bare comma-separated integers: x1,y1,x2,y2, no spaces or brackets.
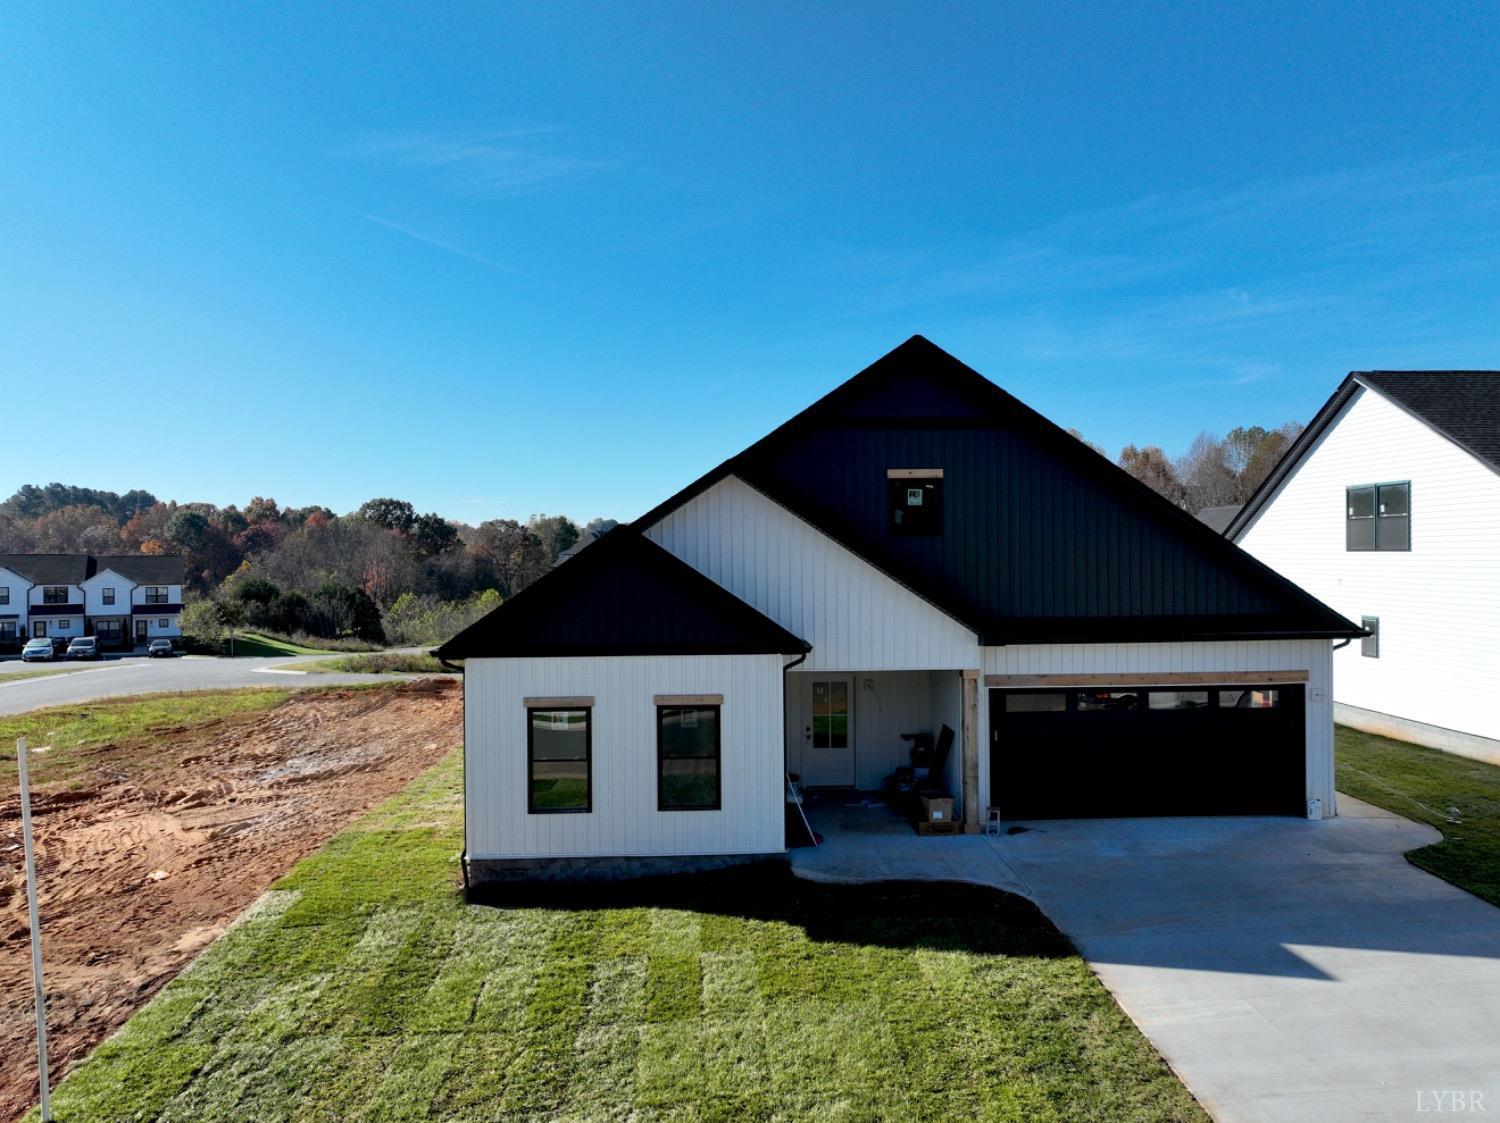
1228,371,1500,764
0,553,187,651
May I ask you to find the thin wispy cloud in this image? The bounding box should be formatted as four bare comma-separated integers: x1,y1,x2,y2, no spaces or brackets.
339,127,610,197
860,150,1500,388
360,213,520,274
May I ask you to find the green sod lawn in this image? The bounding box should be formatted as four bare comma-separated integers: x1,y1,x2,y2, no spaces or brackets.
29,750,1206,1122
230,633,356,658
286,653,449,675
1336,724,1500,908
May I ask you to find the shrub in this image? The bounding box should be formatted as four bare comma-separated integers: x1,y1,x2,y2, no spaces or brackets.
381,589,501,647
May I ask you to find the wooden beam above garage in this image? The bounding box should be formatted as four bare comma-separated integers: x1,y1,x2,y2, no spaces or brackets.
984,670,1310,688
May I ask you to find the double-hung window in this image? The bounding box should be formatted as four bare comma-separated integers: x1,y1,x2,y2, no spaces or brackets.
103,588,116,606
1347,482,1410,551
0,587,8,606
656,698,722,811
527,703,591,813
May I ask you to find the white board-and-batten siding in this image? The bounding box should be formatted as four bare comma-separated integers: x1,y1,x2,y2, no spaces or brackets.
645,476,979,672
1237,385,1500,745
465,654,786,860
982,639,1336,816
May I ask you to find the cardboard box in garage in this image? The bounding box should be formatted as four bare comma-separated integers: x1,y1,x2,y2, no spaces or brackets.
919,794,954,823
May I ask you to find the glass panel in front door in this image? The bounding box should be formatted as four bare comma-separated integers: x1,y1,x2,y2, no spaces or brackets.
828,681,848,748
811,681,848,749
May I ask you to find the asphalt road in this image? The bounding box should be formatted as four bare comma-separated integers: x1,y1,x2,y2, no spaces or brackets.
0,654,454,716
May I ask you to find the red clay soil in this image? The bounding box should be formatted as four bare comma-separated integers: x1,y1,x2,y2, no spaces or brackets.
0,680,462,1123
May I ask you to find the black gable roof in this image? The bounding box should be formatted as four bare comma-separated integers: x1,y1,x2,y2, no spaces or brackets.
1356,371,1500,472
637,336,1361,643
0,553,187,586
1226,370,1500,539
94,555,187,585
0,554,92,584
437,528,809,659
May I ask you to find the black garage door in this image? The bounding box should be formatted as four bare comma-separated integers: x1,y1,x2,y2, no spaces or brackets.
990,684,1305,819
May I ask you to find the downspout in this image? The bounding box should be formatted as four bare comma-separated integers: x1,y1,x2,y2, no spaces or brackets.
781,650,809,779
782,650,810,849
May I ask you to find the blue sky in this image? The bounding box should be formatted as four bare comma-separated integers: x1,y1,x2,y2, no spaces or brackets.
5,2,1500,524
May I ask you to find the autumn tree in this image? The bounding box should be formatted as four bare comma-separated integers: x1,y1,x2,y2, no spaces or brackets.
356,497,417,534
471,518,549,598
1117,445,1186,507
528,513,580,563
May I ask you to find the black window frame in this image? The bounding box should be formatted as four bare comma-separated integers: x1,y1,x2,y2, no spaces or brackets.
144,586,170,604
1347,481,1410,552
0,587,8,605
656,704,722,812
42,586,68,604
887,473,943,536
526,706,592,814
1361,616,1380,658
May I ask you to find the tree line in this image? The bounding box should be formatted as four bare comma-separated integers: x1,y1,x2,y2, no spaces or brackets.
1071,423,1303,514
0,423,1297,644
0,485,617,646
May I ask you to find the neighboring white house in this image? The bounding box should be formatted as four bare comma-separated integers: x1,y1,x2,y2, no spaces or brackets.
0,553,187,650
441,337,1362,883
1228,371,1500,764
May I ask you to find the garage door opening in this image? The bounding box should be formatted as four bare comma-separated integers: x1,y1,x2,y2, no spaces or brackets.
990,684,1305,820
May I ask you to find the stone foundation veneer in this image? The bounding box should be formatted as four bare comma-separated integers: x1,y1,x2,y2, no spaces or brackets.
465,852,786,885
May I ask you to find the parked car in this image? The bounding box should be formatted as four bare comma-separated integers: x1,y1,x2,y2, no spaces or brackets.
66,636,101,660
147,638,177,658
21,637,55,662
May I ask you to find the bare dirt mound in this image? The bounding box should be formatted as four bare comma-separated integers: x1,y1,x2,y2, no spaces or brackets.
0,679,461,1122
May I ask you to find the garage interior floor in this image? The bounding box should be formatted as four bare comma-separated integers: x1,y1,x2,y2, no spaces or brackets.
791,796,1500,1123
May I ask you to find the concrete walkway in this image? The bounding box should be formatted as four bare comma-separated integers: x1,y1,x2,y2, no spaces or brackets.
790,795,1500,1123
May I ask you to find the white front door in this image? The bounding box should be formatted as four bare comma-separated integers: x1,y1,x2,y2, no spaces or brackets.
801,676,855,786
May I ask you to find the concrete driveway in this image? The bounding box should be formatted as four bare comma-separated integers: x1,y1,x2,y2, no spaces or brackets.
792,796,1500,1122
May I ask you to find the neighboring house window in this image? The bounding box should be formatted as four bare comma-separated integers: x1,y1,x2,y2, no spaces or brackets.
159,619,169,628
887,469,943,535
43,586,68,604
658,704,722,811
0,587,8,605
103,588,116,605
144,586,170,604
57,619,70,629
527,707,591,813
1362,616,1380,658
0,622,15,641
1347,482,1410,551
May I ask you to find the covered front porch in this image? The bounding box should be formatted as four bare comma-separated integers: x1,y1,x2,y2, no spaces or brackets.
784,668,980,831
789,788,1029,894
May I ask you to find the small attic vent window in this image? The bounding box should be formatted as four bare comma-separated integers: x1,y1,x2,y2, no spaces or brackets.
887,469,943,535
